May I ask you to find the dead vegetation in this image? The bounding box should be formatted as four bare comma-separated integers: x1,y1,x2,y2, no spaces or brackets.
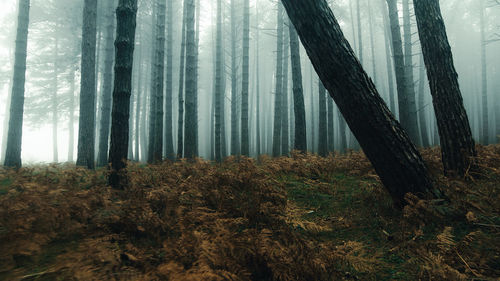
0,145,499,280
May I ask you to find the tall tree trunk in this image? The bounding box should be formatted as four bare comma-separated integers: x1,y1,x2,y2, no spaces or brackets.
193,0,200,156
413,0,477,176
289,22,306,152
164,0,174,160
68,65,76,162
402,0,420,145
281,22,289,156
4,0,30,168
327,96,334,152
240,0,250,156
230,0,239,156
479,0,488,144
338,111,347,153
381,0,396,114
52,35,59,163
177,0,187,159
386,0,412,140
134,31,143,161
255,0,261,156
368,0,377,85
77,0,98,169
147,1,158,163
356,0,363,64
418,55,430,147
109,0,138,189
318,81,327,157
281,0,441,206
272,3,284,157
215,0,224,162
154,0,166,161
184,0,196,159
97,0,116,167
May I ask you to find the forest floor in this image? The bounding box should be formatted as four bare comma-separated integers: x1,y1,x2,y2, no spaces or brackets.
0,146,499,281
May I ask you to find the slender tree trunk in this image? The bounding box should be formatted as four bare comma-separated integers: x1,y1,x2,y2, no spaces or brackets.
77,0,98,169
281,0,441,206
413,0,477,176
193,0,200,156
381,0,396,114
289,22,306,152
272,3,284,157
177,0,187,159
108,0,138,189
164,0,174,160
147,1,158,163
327,96,334,152
368,0,377,85
4,0,30,167
479,0,488,144
255,1,261,156
402,0,420,145
418,55,430,147
97,0,116,167
356,0,363,64
52,35,59,163
240,0,250,156
134,31,143,161
338,111,347,153
230,0,239,156
215,0,223,162
184,0,196,159
281,21,289,156
68,65,76,162
154,0,166,161
309,65,315,153
318,81,327,157
386,0,412,138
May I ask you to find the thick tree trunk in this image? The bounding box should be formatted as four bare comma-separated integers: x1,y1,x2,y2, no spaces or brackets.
281,0,440,206
108,0,138,189
76,0,98,169
97,0,116,167
184,0,196,159
4,0,30,168
318,81,327,157
164,0,174,160
272,3,284,157
418,55,430,148
240,0,250,156
289,22,306,152
413,0,477,176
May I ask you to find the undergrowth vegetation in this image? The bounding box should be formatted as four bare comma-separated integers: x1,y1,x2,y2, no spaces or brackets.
0,145,499,280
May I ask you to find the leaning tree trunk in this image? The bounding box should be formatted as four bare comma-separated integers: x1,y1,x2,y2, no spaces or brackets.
318,81,327,157
108,0,138,189
77,0,98,169
272,3,284,157
4,0,30,168
240,0,250,156
184,0,196,159
97,0,116,167
413,0,477,176
289,22,306,152
281,0,441,206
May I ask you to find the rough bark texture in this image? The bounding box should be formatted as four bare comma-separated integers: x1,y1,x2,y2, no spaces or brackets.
272,3,284,157
4,0,30,167
281,0,439,206
240,0,250,156
97,0,116,167
184,0,196,159
76,0,98,169
289,22,306,152
413,0,477,176
164,0,174,160
108,0,138,189
318,81,327,157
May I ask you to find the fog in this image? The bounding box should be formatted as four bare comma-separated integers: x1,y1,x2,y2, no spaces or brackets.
0,0,499,164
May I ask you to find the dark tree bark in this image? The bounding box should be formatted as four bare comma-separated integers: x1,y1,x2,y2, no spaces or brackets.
281,0,440,206
240,0,250,156
289,22,306,152
214,0,224,162
272,3,284,157
97,0,116,167
177,0,187,159
413,0,477,176
77,0,98,169
154,0,166,161
318,81,327,157
164,0,174,160
184,0,196,159
4,0,30,168
108,0,138,189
